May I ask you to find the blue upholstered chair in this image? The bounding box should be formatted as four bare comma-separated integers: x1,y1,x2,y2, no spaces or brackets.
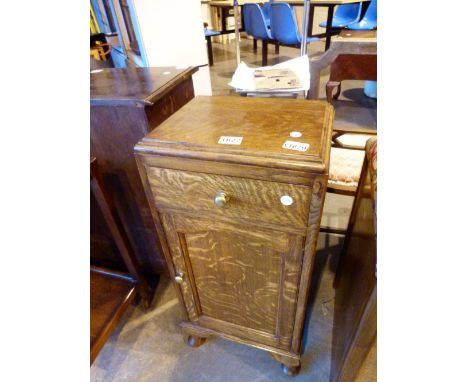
248,1,279,55
243,4,272,41
348,0,377,30
243,3,274,65
261,0,273,27
319,3,362,29
270,3,319,46
204,29,221,66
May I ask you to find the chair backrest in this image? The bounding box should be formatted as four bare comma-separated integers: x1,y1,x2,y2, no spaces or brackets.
270,3,301,45
363,0,377,24
261,0,273,27
243,3,272,40
334,3,362,22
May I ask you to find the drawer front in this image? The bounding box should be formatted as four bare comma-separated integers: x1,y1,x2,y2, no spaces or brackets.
146,167,312,229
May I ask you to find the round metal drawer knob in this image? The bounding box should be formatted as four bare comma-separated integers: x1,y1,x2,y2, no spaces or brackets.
280,195,294,206
174,272,185,284
214,191,230,208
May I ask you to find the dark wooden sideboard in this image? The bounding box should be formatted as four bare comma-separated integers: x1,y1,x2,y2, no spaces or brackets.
90,66,198,288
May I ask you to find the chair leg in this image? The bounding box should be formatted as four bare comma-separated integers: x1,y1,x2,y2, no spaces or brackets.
206,36,214,66
253,38,257,51
262,40,268,66
275,42,279,54
326,81,340,103
333,83,342,100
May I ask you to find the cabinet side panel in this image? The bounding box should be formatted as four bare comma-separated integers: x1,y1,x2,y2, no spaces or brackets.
145,77,195,130
291,176,329,354
91,105,165,275
277,235,305,349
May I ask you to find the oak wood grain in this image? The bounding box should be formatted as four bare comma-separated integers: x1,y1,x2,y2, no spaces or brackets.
147,167,312,229
136,96,334,174
135,96,334,375
160,213,304,350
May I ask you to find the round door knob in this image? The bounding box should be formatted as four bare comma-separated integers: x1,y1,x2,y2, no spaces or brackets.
174,272,185,284
214,191,229,208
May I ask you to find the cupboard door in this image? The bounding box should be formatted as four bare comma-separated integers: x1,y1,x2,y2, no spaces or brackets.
161,213,304,351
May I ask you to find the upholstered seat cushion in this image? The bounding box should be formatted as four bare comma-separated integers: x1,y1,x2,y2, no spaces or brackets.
329,147,365,189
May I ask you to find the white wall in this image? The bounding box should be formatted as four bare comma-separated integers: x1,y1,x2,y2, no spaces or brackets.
133,0,212,95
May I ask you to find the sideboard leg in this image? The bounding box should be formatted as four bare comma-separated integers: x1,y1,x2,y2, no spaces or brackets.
269,352,301,377
184,335,206,348
281,363,301,377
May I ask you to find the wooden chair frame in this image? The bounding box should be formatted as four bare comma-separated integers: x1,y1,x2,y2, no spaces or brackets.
321,127,376,235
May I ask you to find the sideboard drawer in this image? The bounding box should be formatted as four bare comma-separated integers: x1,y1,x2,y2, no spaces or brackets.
146,167,312,229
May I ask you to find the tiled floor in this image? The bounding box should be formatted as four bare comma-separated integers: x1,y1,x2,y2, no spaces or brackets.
91,36,376,382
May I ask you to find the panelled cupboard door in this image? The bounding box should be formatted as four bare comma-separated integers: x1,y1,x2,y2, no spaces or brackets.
160,213,304,351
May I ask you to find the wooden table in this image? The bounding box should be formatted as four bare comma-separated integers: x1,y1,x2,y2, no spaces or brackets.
276,0,370,50
325,30,376,102
91,67,198,290
208,1,263,35
308,29,376,98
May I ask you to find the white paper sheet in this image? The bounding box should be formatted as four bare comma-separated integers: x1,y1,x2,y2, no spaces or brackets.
228,55,310,93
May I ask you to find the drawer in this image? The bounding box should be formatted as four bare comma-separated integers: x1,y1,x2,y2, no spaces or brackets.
146,167,312,229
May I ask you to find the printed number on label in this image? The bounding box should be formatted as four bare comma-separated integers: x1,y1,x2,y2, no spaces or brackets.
282,140,309,152
218,136,243,145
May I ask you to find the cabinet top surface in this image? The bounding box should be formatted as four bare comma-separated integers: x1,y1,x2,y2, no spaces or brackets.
90,66,197,106
136,96,334,173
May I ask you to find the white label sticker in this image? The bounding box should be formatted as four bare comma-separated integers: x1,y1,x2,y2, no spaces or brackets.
218,136,243,145
282,140,310,152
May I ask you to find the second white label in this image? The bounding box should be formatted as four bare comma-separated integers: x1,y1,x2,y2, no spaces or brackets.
282,140,310,152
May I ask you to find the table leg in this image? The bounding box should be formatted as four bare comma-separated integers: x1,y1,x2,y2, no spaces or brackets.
325,5,335,50
206,36,214,66
221,7,227,32
262,40,268,66
307,5,315,37
240,5,245,30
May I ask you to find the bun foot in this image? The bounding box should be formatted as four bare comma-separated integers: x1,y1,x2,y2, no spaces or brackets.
184,335,206,348
281,363,301,377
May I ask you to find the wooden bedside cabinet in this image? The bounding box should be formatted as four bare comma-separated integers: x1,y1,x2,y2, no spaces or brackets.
135,96,334,376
